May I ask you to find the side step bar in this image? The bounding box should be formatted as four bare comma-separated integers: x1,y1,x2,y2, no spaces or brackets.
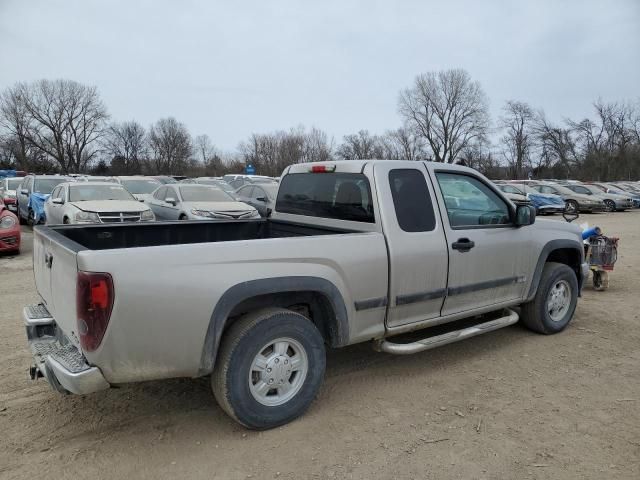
374,309,519,355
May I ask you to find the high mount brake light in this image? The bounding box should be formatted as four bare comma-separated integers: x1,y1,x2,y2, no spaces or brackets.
310,165,336,173
76,271,114,352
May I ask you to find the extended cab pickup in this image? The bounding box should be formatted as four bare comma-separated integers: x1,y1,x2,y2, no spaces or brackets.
24,161,589,429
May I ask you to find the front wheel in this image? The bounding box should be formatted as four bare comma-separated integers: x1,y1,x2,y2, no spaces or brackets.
604,199,616,212
212,308,326,429
520,262,578,334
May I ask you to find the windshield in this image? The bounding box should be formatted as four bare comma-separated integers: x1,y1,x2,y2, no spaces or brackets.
34,178,66,194
546,184,574,195
197,180,235,194
180,186,234,202
251,177,277,184
6,178,23,190
154,177,177,184
69,185,135,202
121,179,160,194
499,185,524,195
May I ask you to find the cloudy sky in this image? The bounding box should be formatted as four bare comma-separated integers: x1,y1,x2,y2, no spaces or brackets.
1,0,638,150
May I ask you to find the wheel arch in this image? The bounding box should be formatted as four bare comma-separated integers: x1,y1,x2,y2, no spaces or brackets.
526,240,584,302
198,276,349,376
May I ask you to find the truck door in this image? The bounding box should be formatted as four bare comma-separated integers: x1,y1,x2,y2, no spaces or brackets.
430,169,531,316
374,163,449,328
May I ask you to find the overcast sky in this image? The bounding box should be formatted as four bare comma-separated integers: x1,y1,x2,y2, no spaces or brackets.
1,0,638,150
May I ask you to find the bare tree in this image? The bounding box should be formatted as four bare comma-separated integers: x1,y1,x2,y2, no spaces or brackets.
0,83,34,170
101,121,146,174
399,68,489,163
380,127,426,160
499,100,535,178
336,130,385,160
19,80,108,173
301,127,334,163
148,117,192,174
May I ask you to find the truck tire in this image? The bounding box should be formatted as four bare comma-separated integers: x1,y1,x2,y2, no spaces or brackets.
212,308,326,430
520,262,578,334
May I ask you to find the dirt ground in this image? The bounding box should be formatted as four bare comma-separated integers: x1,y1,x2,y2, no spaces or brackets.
1,212,639,480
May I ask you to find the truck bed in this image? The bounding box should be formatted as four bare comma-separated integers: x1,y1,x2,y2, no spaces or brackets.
38,219,356,251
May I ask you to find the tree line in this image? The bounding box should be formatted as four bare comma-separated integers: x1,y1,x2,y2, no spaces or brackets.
1,72,639,180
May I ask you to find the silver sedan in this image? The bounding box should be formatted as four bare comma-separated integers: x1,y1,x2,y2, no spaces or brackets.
147,184,260,220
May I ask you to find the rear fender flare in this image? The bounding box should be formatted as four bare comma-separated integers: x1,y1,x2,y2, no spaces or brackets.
198,276,349,376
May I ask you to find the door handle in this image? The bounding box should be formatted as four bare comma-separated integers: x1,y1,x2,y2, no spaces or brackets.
452,238,475,252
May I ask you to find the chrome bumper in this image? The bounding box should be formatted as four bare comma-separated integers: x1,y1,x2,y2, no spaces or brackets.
23,304,110,395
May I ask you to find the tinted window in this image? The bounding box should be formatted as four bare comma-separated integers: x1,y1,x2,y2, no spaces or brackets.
154,187,167,200
238,186,254,198
572,186,590,194
389,169,435,232
276,172,374,223
436,173,510,227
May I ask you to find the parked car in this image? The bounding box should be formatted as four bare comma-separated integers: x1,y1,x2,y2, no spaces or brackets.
223,174,278,189
147,184,259,220
530,183,606,213
235,182,279,216
16,174,70,225
44,182,155,224
75,176,117,183
25,160,588,429
149,176,178,184
496,184,565,214
114,176,162,202
589,182,640,208
564,184,633,212
0,176,24,214
0,197,20,254
188,177,238,198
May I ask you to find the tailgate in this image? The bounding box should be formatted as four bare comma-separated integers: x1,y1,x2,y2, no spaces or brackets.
33,228,80,346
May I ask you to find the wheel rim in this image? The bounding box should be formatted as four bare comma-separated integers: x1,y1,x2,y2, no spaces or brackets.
565,201,577,213
248,337,308,407
546,280,572,322
604,200,615,212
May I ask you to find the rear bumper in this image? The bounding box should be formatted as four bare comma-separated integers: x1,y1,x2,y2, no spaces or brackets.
23,304,110,395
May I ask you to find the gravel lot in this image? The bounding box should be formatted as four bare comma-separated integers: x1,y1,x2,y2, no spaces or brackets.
1,213,639,480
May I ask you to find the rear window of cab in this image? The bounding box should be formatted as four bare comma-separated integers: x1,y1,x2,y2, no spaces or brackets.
276,173,375,223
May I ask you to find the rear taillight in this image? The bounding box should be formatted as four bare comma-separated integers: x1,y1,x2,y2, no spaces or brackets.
76,271,114,352
310,165,336,173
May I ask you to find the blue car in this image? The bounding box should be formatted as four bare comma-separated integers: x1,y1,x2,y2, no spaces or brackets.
497,183,565,214
16,175,70,225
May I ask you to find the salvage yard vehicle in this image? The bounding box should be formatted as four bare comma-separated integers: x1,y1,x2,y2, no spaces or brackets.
0,197,21,254
235,182,279,217
147,184,259,220
531,183,606,214
0,176,23,213
564,183,633,212
24,160,589,430
16,174,70,225
114,176,161,202
495,183,565,215
44,182,155,224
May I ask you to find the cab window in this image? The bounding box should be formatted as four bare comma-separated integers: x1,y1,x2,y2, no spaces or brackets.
436,173,511,227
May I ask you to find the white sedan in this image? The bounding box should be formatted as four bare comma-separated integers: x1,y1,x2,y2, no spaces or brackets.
44,182,155,224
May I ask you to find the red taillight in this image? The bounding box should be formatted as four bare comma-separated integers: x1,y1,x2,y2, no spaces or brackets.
76,271,114,352
310,165,336,173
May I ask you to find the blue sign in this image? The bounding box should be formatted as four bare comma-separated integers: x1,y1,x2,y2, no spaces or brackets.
245,164,256,175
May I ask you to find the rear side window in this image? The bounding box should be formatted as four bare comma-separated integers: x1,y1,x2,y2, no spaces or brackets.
276,172,374,223
389,169,435,232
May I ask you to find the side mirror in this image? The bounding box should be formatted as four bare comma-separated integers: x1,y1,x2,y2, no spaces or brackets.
20,188,28,195
165,197,177,206
52,197,64,205
515,204,536,227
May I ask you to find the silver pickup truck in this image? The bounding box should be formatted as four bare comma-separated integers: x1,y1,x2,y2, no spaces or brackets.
24,161,588,429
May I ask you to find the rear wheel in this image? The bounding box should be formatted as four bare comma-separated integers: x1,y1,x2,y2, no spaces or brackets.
212,308,326,430
179,214,188,220
604,199,616,212
565,200,579,214
520,262,578,334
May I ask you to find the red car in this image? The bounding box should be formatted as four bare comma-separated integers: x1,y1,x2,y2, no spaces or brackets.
0,198,21,254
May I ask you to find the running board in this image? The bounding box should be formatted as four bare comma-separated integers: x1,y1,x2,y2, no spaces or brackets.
374,309,519,355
